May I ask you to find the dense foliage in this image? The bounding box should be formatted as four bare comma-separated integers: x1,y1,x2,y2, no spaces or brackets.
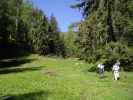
70,0,133,70
0,0,133,71
0,0,65,58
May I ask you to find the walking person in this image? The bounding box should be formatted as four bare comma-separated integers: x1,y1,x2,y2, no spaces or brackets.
112,60,120,80
97,63,104,78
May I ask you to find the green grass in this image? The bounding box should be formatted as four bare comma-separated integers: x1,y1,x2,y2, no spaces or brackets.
0,54,133,100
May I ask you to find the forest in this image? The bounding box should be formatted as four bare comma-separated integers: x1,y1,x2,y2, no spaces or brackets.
0,0,133,71
0,0,133,99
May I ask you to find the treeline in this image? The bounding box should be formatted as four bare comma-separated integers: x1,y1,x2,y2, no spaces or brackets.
0,0,133,71
0,0,65,58
65,0,133,71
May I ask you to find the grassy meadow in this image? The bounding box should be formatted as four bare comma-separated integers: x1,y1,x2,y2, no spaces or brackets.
0,55,133,100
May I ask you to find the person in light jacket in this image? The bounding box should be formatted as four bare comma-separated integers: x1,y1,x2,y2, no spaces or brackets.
112,61,120,80
97,63,104,78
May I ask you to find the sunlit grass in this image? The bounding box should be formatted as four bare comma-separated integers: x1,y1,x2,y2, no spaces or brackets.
0,54,133,100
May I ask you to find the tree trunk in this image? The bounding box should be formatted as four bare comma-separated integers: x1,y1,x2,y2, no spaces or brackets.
106,0,116,42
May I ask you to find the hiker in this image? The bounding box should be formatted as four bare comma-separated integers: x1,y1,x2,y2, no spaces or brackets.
112,61,120,80
97,63,104,78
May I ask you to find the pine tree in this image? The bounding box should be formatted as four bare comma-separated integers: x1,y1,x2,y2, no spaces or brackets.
48,14,65,56
71,0,133,68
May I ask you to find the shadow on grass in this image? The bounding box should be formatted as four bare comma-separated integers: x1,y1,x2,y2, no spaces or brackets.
0,65,44,74
1,90,51,100
97,75,108,80
0,58,36,69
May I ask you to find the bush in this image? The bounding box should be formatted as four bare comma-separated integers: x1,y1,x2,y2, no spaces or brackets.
98,42,133,71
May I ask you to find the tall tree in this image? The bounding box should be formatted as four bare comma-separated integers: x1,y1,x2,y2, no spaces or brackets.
29,8,49,54
71,0,133,66
48,14,64,56
0,0,13,43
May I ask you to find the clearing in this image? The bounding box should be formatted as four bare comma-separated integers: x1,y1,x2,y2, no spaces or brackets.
0,55,133,100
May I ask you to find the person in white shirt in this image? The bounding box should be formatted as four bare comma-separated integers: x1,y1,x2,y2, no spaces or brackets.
97,63,104,78
112,61,120,80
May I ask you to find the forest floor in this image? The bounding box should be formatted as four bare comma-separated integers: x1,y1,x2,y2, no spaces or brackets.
0,54,133,100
